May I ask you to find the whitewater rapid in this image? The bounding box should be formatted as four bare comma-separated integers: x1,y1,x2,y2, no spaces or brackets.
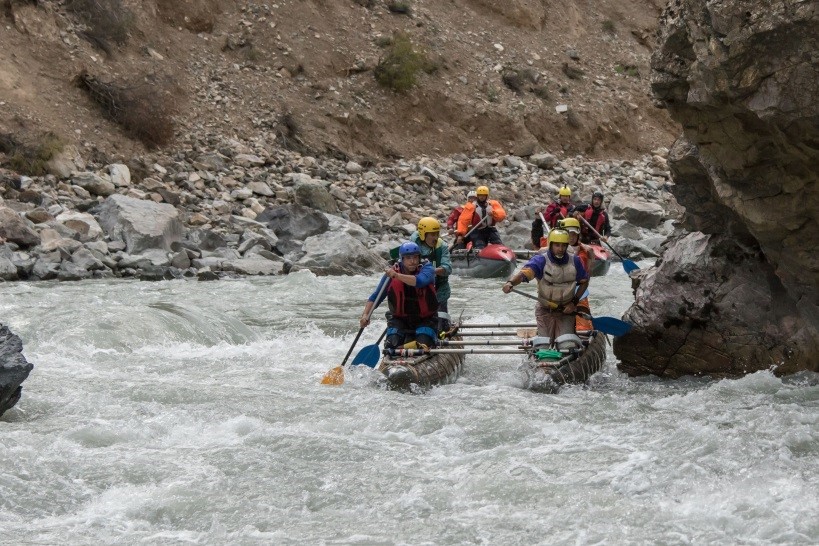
0,269,816,544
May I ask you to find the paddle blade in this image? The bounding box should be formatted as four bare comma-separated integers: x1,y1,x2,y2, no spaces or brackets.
351,344,381,368
623,259,640,274
591,316,633,337
320,366,345,385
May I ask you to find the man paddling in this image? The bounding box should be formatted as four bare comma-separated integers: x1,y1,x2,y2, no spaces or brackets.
454,185,507,250
360,242,439,350
572,190,611,245
501,229,589,349
410,217,453,332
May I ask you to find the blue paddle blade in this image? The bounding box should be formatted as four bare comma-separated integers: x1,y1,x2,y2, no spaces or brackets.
623,259,640,274
591,316,633,337
351,344,381,368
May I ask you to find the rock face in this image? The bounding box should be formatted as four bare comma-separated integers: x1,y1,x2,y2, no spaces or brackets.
614,232,815,377
616,0,819,375
0,324,34,418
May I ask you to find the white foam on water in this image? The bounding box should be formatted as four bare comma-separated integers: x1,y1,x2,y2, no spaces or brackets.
0,275,817,543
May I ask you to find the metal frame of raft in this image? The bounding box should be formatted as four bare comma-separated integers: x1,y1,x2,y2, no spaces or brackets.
376,324,607,393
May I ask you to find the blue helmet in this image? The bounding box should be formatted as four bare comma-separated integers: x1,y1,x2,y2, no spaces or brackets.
398,242,421,257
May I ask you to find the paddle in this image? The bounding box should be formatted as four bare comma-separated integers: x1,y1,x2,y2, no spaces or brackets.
350,327,388,368
576,214,639,273
321,275,388,385
450,214,490,251
509,288,632,336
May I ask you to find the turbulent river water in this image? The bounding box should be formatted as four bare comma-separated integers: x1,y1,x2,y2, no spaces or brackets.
0,266,817,544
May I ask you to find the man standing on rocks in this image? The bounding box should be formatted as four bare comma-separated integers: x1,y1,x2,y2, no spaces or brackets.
572,190,611,245
454,185,507,250
410,217,453,332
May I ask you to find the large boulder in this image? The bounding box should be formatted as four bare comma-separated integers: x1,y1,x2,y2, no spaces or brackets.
625,0,819,376
0,324,34,418
257,204,330,248
613,232,817,376
96,195,184,254
608,194,665,229
295,182,338,213
295,231,386,276
0,207,40,248
55,211,103,242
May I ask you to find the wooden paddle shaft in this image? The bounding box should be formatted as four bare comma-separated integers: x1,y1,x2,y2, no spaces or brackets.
577,214,627,262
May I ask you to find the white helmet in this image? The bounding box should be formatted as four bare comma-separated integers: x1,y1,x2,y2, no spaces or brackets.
466,191,477,199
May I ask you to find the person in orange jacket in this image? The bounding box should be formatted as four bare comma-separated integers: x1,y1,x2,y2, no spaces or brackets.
446,190,476,233
454,185,507,250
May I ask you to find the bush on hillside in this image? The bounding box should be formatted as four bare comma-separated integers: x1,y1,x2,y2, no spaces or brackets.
0,132,64,176
66,0,133,52
386,1,411,15
374,33,427,93
75,71,178,149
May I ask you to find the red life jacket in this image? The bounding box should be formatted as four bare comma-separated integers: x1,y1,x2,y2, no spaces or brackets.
545,203,570,228
583,207,607,234
387,264,438,319
446,206,464,229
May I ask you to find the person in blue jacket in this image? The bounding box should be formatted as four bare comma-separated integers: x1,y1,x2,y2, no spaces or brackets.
410,217,453,331
360,242,439,350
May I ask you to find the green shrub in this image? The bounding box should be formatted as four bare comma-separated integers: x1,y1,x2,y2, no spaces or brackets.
374,33,427,92
386,0,411,15
487,87,499,103
614,64,640,77
532,84,550,101
0,132,64,176
602,20,616,34
374,35,393,48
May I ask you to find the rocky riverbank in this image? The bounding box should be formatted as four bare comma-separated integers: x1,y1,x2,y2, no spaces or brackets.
0,141,681,281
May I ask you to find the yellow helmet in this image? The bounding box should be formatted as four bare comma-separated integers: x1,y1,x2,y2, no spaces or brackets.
476,186,490,197
558,217,581,232
548,229,570,245
417,217,441,239
558,186,572,197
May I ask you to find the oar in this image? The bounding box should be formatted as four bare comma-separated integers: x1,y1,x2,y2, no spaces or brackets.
459,323,538,328
576,214,639,273
458,331,534,337
350,327,388,368
450,214,489,251
321,275,388,385
439,339,533,346
390,348,532,356
509,288,632,337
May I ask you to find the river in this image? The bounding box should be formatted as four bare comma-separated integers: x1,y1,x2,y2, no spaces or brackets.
0,267,817,544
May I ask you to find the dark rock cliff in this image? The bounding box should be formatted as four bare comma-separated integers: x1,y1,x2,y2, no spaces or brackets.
614,0,819,376
0,324,34,418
